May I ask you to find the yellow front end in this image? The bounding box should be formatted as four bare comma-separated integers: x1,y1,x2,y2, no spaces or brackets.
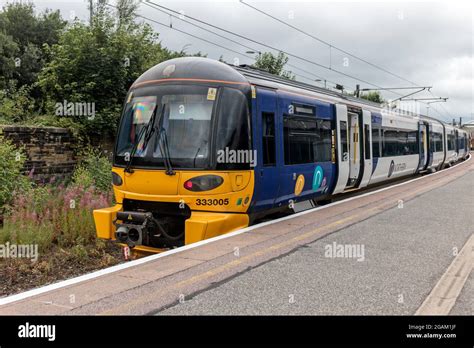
93,167,254,254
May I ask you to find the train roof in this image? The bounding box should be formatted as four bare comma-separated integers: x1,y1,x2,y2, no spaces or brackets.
232,63,465,130
233,64,383,109
133,57,248,87
133,57,460,129
232,63,445,124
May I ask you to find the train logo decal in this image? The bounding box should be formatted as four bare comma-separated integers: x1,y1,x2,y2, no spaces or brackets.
312,165,324,191
388,161,407,178
294,174,305,196
388,160,395,178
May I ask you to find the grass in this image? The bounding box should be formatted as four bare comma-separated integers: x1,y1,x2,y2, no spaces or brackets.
0,184,111,251
0,182,122,296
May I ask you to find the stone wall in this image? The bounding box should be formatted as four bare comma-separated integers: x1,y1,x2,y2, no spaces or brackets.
0,125,77,183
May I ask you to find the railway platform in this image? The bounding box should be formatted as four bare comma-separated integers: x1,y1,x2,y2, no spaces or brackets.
0,157,472,315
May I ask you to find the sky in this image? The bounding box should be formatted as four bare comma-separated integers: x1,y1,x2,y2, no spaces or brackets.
3,0,473,123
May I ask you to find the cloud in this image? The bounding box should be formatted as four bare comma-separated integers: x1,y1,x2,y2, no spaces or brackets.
140,0,472,121
14,0,474,121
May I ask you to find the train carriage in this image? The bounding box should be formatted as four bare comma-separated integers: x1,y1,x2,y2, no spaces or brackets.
93,57,470,255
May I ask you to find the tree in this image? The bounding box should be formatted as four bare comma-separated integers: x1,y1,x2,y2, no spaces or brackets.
116,0,140,28
0,3,66,88
0,31,19,90
37,4,180,136
254,51,295,80
360,91,384,104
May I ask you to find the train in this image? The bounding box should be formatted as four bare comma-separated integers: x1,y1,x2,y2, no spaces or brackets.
93,57,470,255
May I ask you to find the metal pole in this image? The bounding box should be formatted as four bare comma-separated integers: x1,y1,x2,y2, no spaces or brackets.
90,0,93,26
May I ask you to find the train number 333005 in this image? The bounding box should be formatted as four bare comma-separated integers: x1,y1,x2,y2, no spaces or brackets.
195,198,229,206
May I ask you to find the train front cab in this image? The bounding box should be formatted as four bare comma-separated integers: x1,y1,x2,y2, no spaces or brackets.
94,69,257,255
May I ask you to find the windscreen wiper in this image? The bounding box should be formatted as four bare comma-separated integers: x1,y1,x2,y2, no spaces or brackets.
124,104,161,174
158,126,175,176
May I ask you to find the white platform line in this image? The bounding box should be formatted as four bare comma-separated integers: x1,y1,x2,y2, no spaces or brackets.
0,155,470,306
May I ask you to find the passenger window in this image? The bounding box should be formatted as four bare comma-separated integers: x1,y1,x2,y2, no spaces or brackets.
448,133,455,151
283,116,332,164
262,112,276,166
381,129,418,157
372,125,381,158
364,124,370,159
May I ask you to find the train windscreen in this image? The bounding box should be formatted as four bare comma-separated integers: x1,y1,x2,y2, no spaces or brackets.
114,84,250,170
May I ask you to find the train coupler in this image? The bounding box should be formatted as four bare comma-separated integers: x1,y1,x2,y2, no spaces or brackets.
114,211,158,248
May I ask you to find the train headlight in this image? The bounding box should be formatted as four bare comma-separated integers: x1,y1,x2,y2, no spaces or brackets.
184,175,223,192
112,172,123,186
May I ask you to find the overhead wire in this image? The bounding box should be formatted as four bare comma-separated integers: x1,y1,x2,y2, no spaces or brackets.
144,0,411,99
109,1,451,120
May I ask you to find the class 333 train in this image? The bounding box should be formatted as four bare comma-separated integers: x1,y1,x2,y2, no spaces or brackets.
93,57,471,257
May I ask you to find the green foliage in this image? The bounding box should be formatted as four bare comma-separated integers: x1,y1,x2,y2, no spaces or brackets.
0,2,66,88
0,1,201,138
0,221,54,253
0,82,36,123
37,5,178,137
254,52,295,80
72,148,112,193
0,138,31,209
0,184,113,253
0,31,19,89
360,91,384,104
116,0,140,28
22,114,85,139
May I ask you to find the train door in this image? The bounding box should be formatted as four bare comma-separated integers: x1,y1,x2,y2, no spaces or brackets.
359,110,372,188
426,122,434,168
455,130,459,155
347,111,362,187
333,104,349,194
417,122,428,171
255,89,280,210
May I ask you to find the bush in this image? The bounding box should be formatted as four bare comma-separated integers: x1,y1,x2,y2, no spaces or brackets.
0,138,31,210
0,184,113,253
72,147,112,193
0,82,36,123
